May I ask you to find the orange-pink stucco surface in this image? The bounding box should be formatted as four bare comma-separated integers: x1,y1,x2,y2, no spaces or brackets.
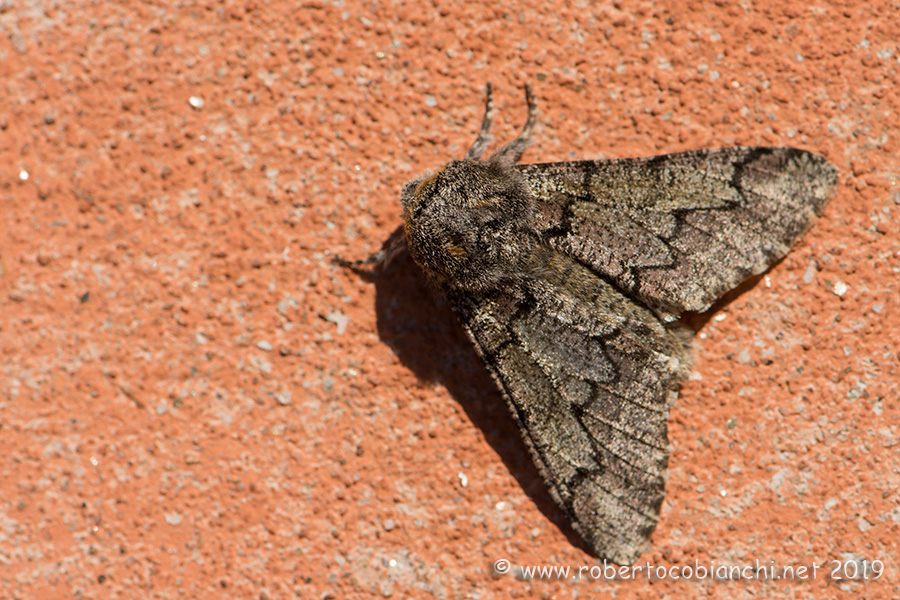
1,1,898,598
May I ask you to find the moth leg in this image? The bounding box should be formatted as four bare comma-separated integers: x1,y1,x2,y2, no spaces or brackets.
488,84,538,167
334,224,407,273
465,82,495,161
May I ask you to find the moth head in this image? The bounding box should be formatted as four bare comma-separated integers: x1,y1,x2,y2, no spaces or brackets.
400,159,536,290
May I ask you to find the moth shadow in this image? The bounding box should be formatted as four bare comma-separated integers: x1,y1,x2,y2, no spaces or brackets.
678,271,771,334
362,252,774,558
364,252,594,555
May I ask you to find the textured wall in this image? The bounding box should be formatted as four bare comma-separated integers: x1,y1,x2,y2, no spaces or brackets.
1,1,897,598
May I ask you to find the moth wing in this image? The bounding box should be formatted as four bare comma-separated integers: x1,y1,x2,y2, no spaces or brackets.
518,147,837,318
443,252,688,565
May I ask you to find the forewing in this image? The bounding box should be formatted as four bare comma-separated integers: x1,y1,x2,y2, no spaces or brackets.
518,147,837,318
443,252,687,565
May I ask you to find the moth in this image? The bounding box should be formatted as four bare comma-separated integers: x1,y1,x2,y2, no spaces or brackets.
344,84,837,565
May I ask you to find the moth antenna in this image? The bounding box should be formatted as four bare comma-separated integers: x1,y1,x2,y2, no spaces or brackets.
488,83,538,167
465,82,495,161
521,84,538,139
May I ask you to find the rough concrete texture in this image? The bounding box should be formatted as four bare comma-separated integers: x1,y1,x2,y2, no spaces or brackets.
1,1,898,598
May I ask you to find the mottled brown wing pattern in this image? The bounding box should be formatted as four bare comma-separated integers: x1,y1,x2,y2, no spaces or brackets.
367,85,838,565
443,249,689,566
518,147,838,319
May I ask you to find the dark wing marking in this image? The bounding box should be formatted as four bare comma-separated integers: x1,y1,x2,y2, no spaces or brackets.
518,147,837,318
444,250,688,565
